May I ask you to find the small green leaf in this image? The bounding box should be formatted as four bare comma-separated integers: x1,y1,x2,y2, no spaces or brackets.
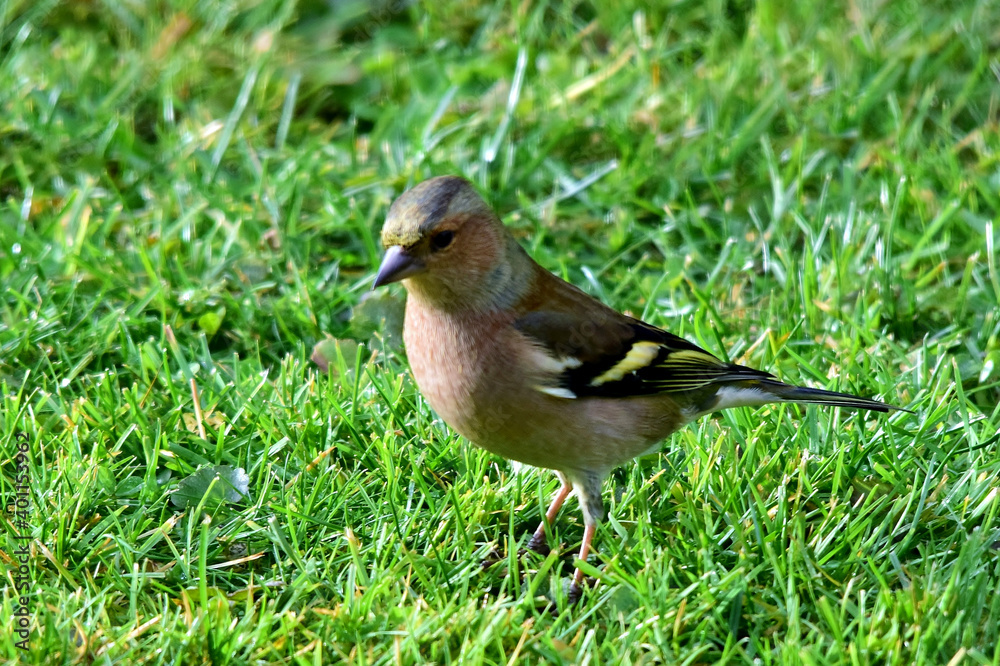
311,337,367,375
351,289,405,348
171,465,251,510
197,307,226,338
115,477,144,498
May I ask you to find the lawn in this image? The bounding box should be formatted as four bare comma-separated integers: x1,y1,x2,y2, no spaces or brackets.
2,0,999,663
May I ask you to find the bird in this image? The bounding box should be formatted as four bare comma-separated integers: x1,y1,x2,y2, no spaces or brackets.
372,175,908,600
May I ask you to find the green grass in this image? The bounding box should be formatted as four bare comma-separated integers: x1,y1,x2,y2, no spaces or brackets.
2,0,999,663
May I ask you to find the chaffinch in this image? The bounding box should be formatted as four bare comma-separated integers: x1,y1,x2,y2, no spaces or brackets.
373,175,907,600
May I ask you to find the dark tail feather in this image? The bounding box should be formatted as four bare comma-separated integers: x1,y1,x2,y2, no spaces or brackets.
758,379,911,413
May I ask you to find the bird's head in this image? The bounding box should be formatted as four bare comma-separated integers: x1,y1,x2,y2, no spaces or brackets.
374,176,528,311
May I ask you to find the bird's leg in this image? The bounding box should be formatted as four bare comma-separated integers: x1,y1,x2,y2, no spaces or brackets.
571,522,597,588
568,471,606,603
526,472,572,554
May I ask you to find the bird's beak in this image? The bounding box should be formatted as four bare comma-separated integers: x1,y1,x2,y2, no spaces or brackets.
373,246,425,289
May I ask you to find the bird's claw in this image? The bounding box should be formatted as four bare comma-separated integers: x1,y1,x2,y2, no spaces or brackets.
525,532,550,555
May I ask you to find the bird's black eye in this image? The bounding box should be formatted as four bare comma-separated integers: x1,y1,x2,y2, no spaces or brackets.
430,230,454,251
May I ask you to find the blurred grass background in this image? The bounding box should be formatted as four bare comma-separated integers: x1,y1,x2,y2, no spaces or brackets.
1,0,999,663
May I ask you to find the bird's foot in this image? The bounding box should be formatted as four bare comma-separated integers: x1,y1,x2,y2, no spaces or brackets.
564,565,597,604
566,580,583,604
563,576,597,604
524,532,550,555
480,548,504,569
